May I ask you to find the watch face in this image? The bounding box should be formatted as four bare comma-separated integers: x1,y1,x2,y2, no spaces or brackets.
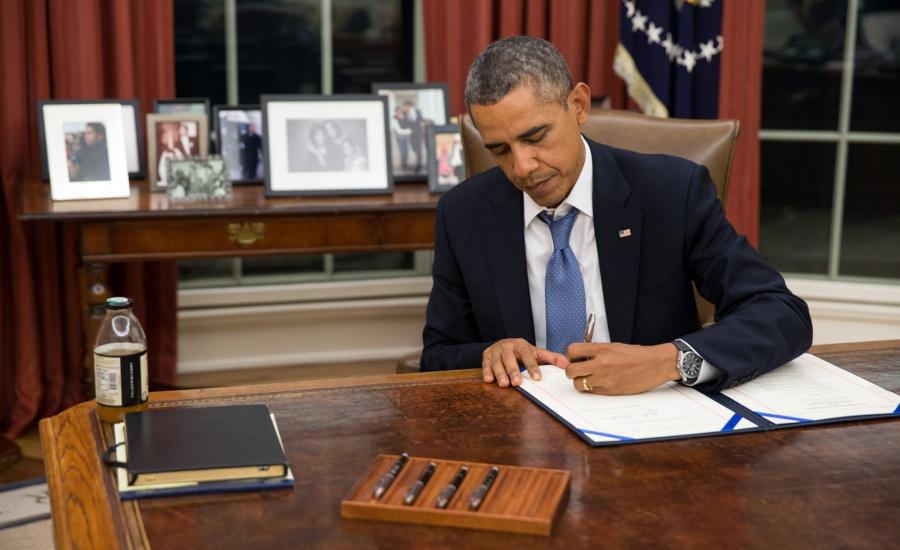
682,352,703,379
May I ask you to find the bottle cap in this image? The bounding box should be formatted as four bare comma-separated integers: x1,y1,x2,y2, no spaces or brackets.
105,297,134,310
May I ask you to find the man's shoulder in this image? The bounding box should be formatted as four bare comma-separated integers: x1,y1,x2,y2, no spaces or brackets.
438,166,508,212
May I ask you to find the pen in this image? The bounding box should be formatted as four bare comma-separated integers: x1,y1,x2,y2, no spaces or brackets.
435,465,468,509
583,312,596,343
468,466,500,510
372,452,409,499
403,462,436,505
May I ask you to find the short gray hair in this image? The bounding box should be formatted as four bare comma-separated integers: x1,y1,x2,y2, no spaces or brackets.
465,36,573,109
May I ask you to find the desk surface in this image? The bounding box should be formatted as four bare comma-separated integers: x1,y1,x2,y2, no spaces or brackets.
40,341,900,549
19,178,439,221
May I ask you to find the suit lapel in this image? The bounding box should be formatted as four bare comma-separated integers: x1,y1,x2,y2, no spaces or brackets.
484,177,535,343
590,141,643,343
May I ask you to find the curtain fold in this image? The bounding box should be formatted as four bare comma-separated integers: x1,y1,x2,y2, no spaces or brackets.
424,0,625,118
0,0,176,439
719,0,764,247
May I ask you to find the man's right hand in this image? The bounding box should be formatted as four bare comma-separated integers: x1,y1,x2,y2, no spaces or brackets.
481,338,569,388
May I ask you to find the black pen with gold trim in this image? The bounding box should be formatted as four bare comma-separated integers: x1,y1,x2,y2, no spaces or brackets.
372,452,409,499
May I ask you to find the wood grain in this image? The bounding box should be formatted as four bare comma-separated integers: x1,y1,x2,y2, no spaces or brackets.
40,341,900,548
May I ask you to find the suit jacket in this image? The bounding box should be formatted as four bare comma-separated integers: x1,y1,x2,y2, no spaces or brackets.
421,138,813,393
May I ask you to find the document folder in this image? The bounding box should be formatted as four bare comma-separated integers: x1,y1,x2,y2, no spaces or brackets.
517,353,900,447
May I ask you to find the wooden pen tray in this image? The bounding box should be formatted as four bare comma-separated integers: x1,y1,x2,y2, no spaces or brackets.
341,454,570,536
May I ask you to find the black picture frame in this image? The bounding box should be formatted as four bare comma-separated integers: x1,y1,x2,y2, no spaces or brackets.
213,105,264,184
426,124,465,193
261,94,393,197
371,82,451,182
38,99,144,180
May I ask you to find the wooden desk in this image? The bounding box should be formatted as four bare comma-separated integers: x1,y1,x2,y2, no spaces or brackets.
40,341,900,549
19,179,439,391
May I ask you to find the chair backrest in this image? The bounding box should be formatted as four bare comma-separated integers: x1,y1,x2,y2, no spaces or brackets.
458,108,740,326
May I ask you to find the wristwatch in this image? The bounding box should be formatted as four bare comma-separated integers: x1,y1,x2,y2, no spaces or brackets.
673,339,703,385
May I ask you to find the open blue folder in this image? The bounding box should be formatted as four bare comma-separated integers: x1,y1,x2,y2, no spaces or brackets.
517,353,900,447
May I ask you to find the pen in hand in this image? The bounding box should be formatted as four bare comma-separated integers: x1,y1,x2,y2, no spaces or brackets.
403,462,436,505
372,452,409,499
583,312,596,344
435,465,468,509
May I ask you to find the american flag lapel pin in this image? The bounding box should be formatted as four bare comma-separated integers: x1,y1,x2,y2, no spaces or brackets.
618,228,632,238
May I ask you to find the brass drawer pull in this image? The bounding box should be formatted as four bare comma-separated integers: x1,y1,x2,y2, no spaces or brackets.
228,222,265,246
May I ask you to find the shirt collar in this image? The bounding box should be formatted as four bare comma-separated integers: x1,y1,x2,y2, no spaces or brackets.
524,136,593,227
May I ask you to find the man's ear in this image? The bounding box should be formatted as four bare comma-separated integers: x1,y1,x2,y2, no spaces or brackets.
569,82,592,125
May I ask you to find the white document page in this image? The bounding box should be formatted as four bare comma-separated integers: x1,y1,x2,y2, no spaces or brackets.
721,353,900,425
518,366,757,444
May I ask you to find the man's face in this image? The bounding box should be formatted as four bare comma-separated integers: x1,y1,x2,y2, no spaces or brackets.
470,83,589,208
83,126,99,145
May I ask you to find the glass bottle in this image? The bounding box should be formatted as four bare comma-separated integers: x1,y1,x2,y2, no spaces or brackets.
93,297,149,423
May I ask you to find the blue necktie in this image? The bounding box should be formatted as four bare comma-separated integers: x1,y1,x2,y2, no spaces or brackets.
539,208,586,354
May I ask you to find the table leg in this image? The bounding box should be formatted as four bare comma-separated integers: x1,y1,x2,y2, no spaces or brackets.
80,262,110,398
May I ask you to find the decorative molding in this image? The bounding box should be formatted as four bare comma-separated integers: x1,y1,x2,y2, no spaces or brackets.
178,276,433,309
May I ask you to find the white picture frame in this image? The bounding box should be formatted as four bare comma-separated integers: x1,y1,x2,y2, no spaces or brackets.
262,95,392,196
39,103,130,201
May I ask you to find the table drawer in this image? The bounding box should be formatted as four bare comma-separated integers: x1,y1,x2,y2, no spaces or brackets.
81,211,435,260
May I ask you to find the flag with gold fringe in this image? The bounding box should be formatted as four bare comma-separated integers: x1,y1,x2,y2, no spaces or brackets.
614,0,723,119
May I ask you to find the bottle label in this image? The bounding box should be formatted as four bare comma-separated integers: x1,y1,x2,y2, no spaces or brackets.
94,351,148,407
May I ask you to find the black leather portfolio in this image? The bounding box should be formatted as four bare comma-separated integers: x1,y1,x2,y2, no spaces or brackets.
123,404,288,486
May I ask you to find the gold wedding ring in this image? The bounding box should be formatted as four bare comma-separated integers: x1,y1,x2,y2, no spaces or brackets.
580,376,593,392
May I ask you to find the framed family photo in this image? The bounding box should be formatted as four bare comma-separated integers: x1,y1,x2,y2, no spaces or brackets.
214,105,264,183
372,83,450,181
37,102,131,200
39,99,144,180
261,95,391,196
427,124,465,193
146,113,208,191
167,156,232,201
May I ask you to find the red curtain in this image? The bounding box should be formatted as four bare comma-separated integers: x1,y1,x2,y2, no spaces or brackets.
424,0,626,118
719,0,765,247
0,0,177,439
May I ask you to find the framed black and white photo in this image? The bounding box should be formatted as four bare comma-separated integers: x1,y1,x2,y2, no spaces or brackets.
153,97,211,120
39,99,144,179
372,82,450,181
37,102,130,200
214,105,264,183
146,113,209,191
427,125,465,193
262,95,392,196
167,156,232,201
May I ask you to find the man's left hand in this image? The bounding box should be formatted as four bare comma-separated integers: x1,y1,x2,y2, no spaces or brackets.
564,342,681,395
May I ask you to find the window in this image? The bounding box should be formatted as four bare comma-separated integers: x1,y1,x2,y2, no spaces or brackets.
760,0,900,282
174,0,428,289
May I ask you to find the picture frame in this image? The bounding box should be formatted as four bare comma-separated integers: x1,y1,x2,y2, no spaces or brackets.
37,102,131,201
426,124,465,193
213,105,264,184
153,97,211,120
146,113,209,191
38,99,144,179
262,94,392,197
167,155,232,202
371,82,450,181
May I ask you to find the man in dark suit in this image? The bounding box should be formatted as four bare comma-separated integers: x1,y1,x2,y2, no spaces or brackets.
421,36,812,395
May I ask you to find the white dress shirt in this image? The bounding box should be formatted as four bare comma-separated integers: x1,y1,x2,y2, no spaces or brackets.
523,137,721,386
